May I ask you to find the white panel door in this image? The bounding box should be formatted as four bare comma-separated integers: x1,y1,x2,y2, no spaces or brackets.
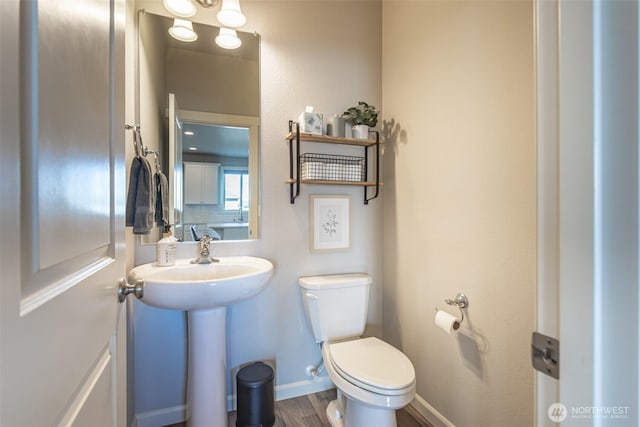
0,0,126,426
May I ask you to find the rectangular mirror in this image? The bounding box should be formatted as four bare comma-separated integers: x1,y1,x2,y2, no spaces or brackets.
138,10,260,242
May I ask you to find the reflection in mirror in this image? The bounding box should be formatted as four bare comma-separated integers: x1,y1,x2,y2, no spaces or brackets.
138,11,260,243
169,105,259,242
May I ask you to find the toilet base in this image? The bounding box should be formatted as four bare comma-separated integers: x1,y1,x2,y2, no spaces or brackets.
326,397,397,427
326,401,344,427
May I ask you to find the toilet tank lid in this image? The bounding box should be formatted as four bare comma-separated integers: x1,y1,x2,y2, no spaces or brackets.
298,273,372,289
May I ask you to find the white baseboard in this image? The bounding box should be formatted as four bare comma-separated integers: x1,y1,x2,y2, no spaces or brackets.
275,375,335,402
410,393,455,427
135,404,186,427
135,377,335,426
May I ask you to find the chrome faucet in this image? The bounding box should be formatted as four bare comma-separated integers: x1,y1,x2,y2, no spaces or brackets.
190,234,219,264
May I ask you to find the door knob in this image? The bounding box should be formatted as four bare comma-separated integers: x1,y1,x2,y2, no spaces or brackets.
118,278,144,303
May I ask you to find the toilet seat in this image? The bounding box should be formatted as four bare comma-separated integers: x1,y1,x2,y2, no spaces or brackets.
327,337,415,396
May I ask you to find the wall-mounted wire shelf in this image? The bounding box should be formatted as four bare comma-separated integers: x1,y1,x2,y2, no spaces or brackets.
285,121,381,204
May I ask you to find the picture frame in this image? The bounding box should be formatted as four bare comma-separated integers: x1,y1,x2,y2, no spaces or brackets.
309,195,351,252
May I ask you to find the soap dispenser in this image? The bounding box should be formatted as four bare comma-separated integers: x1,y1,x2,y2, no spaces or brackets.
157,225,177,267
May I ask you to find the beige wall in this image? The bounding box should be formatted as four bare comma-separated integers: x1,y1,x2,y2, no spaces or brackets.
381,1,536,425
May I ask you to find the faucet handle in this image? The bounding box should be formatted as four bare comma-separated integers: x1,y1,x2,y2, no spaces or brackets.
191,234,219,264
200,234,212,252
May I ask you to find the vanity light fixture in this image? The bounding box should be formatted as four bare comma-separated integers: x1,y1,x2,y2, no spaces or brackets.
164,0,248,40
215,27,242,49
168,19,198,42
163,0,197,18
195,0,219,7
184,131,195,135
216,0,246,28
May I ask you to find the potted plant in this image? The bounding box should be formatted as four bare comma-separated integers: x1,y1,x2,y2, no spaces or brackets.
342,101,378,139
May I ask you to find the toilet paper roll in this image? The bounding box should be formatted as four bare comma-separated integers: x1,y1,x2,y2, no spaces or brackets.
435,310,460,334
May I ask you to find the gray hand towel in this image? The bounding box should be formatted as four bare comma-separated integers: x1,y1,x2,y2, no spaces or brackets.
155,170,169,227
126,156,155,234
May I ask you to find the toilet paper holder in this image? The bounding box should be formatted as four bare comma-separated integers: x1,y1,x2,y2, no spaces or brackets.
435,293,469,324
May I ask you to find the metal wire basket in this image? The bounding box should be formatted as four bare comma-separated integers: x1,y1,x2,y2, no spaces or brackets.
300,153,366,182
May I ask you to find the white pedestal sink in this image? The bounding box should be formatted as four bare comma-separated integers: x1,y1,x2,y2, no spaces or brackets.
128,257,274,427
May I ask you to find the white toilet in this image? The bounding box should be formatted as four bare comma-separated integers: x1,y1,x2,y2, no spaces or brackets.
299,273,416,427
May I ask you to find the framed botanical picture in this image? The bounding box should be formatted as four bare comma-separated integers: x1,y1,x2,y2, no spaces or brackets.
309,195,351,252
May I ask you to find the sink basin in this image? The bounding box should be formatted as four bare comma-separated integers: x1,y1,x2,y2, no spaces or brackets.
128,255,274,427
128,256,274,311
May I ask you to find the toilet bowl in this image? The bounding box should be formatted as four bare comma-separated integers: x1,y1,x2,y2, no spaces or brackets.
323,337,416,427
298,274,416,427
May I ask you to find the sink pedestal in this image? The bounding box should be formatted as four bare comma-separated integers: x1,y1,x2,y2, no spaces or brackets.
187,307,227,427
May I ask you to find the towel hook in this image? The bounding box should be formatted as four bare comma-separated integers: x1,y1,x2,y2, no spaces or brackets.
125,124,160,170
125,124,143,157
135,127,147,158
150,151,161,172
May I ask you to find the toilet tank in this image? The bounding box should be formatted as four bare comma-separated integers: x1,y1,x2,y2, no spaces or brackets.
298,273,371,343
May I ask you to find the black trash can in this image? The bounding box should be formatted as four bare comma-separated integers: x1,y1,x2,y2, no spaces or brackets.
236,362,275,427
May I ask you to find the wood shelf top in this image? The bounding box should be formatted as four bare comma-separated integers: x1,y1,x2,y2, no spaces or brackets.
285,132,378,147
285,178,382,187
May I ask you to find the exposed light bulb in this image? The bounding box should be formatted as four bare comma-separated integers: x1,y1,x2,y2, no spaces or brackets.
168,19,198,42
215,27,242,49
163,0,196,18
216,0,246,28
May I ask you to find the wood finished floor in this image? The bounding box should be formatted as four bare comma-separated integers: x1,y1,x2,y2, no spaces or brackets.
167,388,432,427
